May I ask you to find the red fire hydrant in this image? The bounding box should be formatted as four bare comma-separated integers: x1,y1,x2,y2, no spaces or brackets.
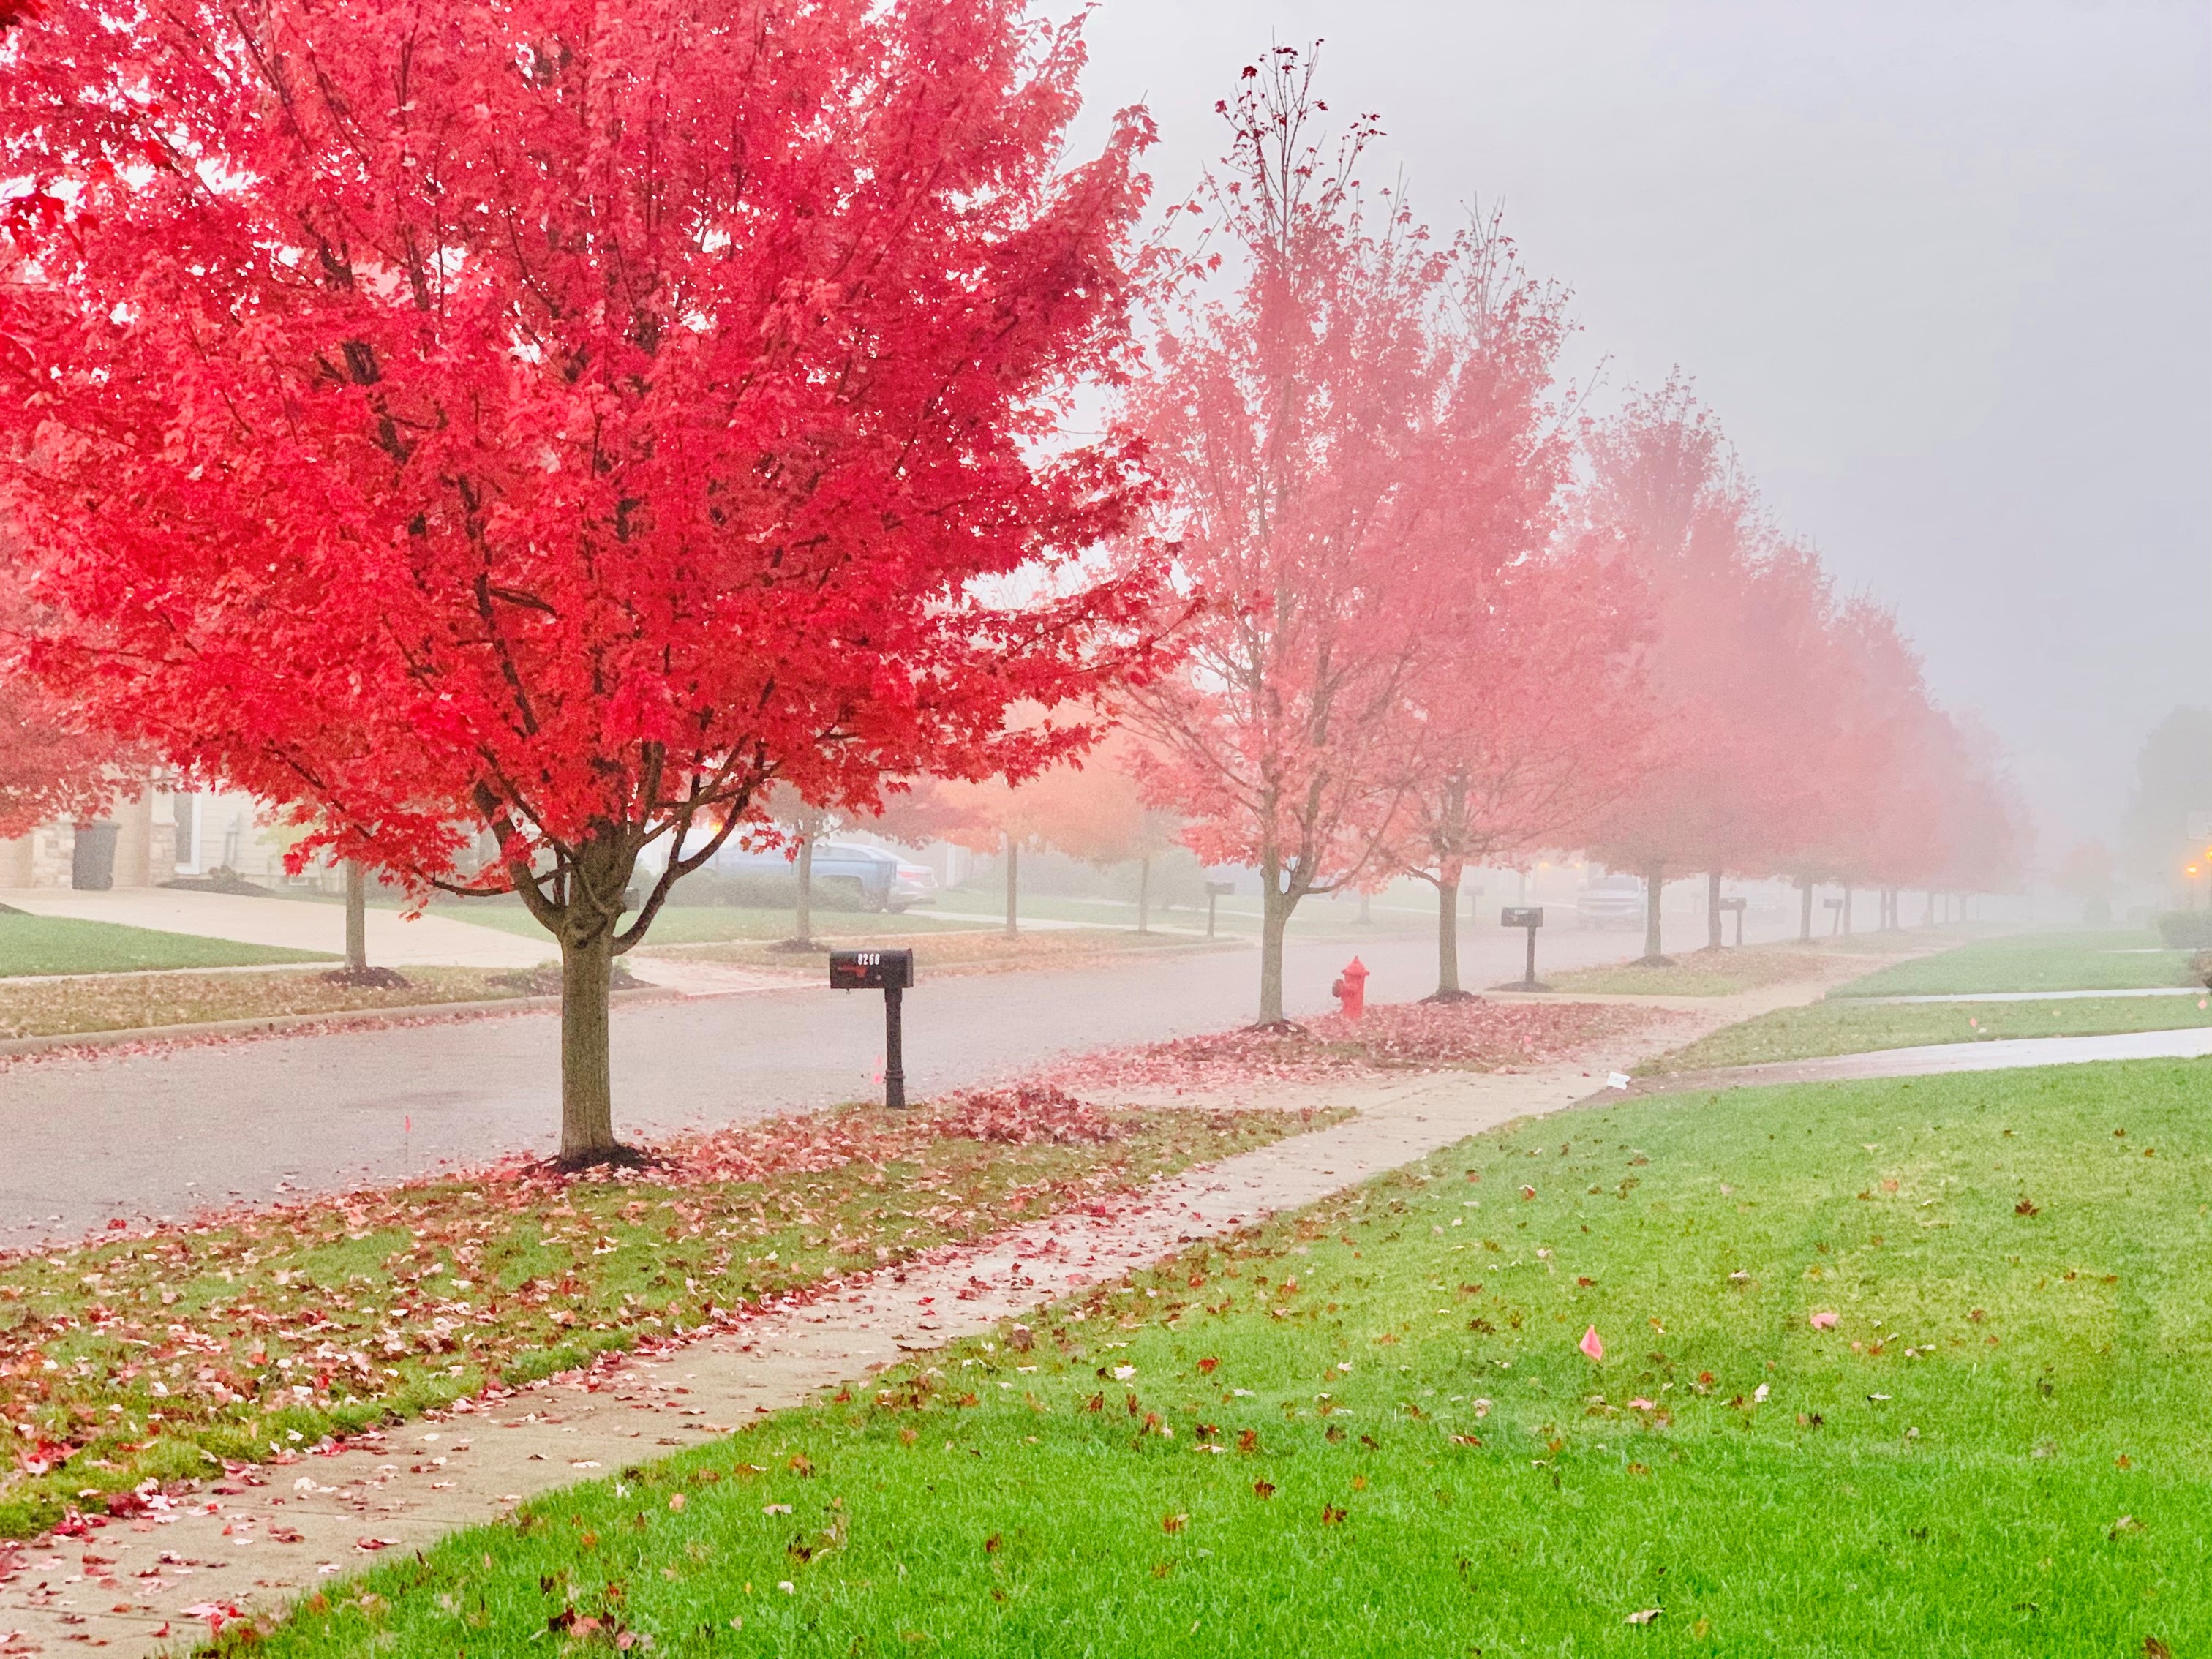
1331,955,1369,1020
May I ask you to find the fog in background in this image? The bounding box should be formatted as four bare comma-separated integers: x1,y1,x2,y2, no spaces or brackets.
1058,0,2212,864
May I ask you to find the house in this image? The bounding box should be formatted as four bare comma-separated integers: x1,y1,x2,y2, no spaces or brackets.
0,778,176,891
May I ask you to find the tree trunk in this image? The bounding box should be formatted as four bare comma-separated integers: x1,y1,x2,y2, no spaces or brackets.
1003,835,1019,939
1358,889,1372,925
1435,865,1462,998
1840,885,1853,936
1642,862,1665,963
1799,879,1814,942
344,859,368,974
793,834,814,946
1136,854,1151,936
1706,869,1723,951
558,927,618,1162
1257,851,1290,1026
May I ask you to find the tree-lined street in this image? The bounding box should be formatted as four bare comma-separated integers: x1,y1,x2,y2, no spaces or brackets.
0,920,1703,1241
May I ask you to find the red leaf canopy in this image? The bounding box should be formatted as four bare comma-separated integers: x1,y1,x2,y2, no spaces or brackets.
0,0,1165,937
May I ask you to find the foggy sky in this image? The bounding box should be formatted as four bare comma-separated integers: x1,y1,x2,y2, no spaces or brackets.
1056,0,2212,866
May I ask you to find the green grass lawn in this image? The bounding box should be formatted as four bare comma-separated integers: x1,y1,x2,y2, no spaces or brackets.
0,1099,1328,1538
237,1060,2212,1656
0,911,330,976
1831,930,2199,998
1643,991,2212,1073
1548,946,1846,998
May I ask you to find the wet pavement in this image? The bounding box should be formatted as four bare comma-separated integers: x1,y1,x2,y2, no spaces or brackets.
1852,986,2204,1004
1638,1023,2212,1096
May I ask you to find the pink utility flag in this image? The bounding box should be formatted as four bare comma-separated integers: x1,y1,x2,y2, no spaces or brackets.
1579,1325,1604,1363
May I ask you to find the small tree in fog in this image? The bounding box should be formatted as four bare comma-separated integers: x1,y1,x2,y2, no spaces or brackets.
1577,380,1835,961
1385,217,1651,998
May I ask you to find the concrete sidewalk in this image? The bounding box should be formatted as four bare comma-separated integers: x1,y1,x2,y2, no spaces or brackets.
1,887,551,969
1635,1023,2212,1095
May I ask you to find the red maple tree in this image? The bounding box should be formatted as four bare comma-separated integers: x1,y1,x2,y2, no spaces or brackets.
1577,379,1842,960
0,540,130,838
1400,543,1652,994
1124,48,1461,1023
0,0,1166,1159
1387,217,1652,997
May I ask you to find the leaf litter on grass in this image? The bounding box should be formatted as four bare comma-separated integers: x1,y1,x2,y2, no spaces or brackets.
0,1084,1332,1538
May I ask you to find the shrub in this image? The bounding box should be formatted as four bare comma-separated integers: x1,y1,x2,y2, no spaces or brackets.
2154,911,2212,949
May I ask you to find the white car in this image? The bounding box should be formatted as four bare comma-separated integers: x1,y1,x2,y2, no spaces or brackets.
1577,873,1645,929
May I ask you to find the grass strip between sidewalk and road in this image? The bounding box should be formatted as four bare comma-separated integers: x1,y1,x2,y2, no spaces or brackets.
397,903,999,946
0,912,331,978
1829,930,2199,998
0,1091,1337,1539
1639,990,2212,1074
650,925,1233,976
221,1058,2210,1657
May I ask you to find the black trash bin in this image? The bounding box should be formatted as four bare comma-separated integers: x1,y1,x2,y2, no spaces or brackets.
72,822,119,890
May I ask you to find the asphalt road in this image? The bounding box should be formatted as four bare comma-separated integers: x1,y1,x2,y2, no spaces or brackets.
1,919,1688,1241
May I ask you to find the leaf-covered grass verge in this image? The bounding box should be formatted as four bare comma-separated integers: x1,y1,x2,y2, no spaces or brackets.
234,1059,2211,1657
0,913,330,978
1640,990,2212,1073
1046,997,1671,1094
385,900,998,945
648,926,1231,975
1829,930,2197,998
0,1089,1334,1538
1546,946,1848,998
0,964,563,1041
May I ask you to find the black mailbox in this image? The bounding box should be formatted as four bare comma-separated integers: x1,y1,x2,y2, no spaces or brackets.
1718,898,1748,913
1203,879,1237,939
831,949,914,1109
1500,905,1546,990
1718,895,1748,946
830,949,914,991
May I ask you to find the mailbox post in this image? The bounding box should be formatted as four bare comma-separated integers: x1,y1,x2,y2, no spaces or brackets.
1500,906,1545,990
830,949,915,1110
1204,879,1236,939
1719,895,1748,948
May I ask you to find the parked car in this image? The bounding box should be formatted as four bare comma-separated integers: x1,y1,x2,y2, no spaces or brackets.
1576,873,1645,929
647,836,937,912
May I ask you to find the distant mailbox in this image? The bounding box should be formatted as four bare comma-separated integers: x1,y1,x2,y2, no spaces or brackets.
1203,879,1237,940
1719,898,1748,914
830,949,914,992
1500,906,1544,928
